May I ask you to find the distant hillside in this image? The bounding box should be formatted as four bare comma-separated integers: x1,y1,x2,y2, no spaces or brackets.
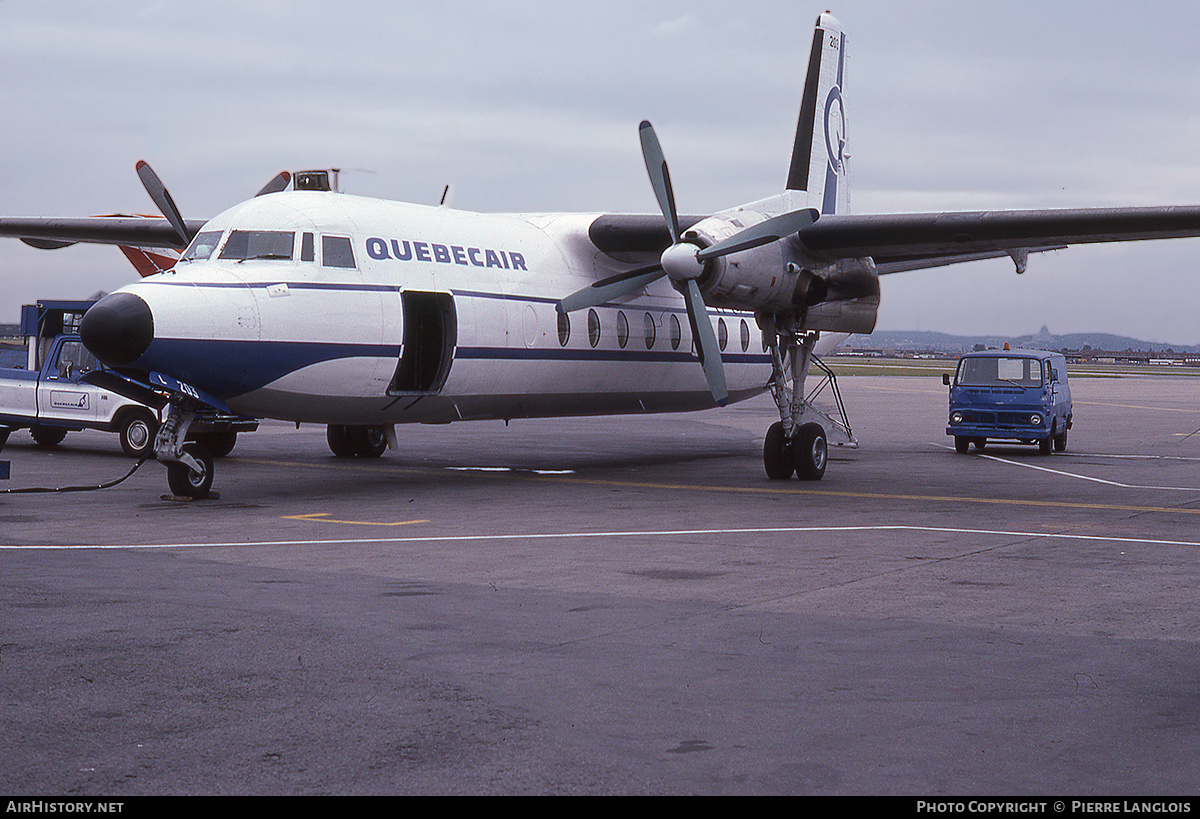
855,327,1200,354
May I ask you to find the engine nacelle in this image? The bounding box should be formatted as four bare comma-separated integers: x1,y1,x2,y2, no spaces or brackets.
683,214,879,334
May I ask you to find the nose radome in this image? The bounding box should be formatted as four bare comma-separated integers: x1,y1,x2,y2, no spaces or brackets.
80,292,154,366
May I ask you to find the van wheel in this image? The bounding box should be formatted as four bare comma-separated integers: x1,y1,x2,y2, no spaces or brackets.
1039,430,1053,455
954,436,969,454
1054,428,1068,452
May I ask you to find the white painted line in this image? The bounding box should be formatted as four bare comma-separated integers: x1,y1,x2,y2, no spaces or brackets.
932,443,1200,492
4,524,1199,550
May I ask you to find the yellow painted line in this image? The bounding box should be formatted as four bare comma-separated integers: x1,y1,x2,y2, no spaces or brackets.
1075,399,1200,414
538,474,1200,516
240,457,1200,516
283,512,430,527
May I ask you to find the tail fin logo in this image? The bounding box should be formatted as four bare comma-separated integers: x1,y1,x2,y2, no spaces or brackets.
820,31,847,214
824,87,846,175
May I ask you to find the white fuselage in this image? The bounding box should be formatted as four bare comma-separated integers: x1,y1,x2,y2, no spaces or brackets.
111,191,799,426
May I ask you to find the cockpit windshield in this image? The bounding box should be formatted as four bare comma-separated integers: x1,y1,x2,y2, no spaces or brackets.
957,356,1043,387
218,230,295,261
180,230,223,263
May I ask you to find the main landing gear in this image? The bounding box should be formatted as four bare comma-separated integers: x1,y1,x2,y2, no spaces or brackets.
760,321,856,482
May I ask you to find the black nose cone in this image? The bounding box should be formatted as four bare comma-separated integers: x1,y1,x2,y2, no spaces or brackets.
81,292,154,366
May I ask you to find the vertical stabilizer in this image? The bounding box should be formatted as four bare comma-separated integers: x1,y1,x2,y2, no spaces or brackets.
785,12,849,215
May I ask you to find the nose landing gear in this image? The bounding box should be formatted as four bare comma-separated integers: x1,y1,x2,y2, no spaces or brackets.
155,405,215,500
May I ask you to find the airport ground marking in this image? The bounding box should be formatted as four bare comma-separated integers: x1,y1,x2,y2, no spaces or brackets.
541,473,1200,516
5,523,1200,550
241,454,1200,516
931,443,1200,492
283,512,431,527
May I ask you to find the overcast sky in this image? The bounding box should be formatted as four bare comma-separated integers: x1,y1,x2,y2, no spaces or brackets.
3,0,1200,344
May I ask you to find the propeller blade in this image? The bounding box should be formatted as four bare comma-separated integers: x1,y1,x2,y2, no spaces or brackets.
680,278,728,406
639,121,681,245
558,264,666,314
136,161,192,248
696,208,820,262
256,171,292,197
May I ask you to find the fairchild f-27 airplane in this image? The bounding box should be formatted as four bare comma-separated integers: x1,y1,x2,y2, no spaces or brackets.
4,11,1200,499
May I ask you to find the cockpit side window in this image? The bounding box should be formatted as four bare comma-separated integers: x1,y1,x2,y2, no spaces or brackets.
322,236,355,268
219,230,295,261
180,230,223,263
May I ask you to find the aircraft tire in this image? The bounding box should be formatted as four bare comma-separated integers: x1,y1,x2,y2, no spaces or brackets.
118,409,159,459
793,422,827,481
326,425,355,457
763,422,795,480
349,425,388,458
166,442,214,499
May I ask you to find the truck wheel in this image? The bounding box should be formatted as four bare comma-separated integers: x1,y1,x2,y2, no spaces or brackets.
192,431,237,458
119,409,158,459
166,442,214,499
30,426,67,448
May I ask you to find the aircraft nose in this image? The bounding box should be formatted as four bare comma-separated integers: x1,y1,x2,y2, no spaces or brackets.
81,292,154,366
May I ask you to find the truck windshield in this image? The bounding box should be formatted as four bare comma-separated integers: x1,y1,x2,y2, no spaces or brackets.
957,356,1043,387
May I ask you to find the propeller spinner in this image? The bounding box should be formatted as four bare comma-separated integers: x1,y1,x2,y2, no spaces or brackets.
558,121,819,406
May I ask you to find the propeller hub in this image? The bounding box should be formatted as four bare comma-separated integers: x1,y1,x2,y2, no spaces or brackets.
660,242,705,282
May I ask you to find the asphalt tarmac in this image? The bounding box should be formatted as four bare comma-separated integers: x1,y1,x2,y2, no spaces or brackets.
2,372,1199,795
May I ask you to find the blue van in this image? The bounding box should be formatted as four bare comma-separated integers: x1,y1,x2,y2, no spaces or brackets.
943,348,1072,455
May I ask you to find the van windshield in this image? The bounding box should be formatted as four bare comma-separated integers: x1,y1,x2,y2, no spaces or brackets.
957,356,1043,387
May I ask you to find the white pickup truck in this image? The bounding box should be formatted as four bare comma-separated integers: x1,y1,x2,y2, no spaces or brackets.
1,300,255,457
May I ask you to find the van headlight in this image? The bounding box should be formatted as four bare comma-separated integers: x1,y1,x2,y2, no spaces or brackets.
1030,414,1043,426
950,411,965,424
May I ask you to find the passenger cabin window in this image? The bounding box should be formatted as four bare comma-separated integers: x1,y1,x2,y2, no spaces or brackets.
322,236,355,268
181,230,223,263
219,230,294,261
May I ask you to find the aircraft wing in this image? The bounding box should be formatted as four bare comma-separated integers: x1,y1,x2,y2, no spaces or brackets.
588,206,1200,273
0,216,206,251
793,206,1200,272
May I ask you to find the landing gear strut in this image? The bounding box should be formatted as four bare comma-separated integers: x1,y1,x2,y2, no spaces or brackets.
156,404,213,499
760,319,855,481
